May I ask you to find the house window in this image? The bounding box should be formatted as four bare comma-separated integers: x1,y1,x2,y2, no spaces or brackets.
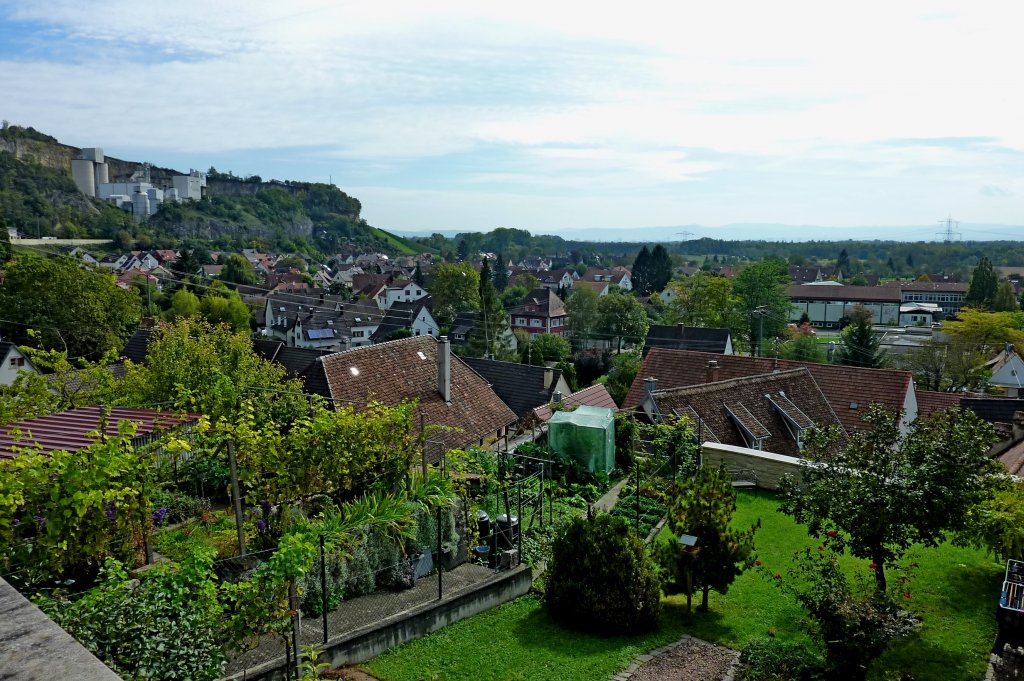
353,330,365,338
530,319,542,327
516,317,527,325
10,357,25,368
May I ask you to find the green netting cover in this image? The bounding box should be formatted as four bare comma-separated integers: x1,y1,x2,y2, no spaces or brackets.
547,405,616,474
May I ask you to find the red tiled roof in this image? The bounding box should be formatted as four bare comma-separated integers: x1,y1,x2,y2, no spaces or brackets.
915,391,964,419
533,384,617,422
643,368,845,457
0,407,199,459
623,349,914,434
319,336,516,460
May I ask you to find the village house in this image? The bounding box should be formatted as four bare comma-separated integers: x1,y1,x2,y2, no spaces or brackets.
508,288,568,337
0,341,37,386
460,357,572,420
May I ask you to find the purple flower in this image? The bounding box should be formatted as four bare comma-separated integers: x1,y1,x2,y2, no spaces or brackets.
151,507,168,528
260,501,272,514
255,519,268,532
34,515,46,531
104,501,117,521
12,518,21,527
48,473,57,481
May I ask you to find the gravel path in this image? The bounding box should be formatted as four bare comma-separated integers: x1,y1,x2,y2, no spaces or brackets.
615,635,740,681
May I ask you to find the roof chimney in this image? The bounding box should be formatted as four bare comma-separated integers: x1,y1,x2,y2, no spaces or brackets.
706,360,720,383
544,367,554,390
437,336,451,403
553,390,563,403
644,376,658,398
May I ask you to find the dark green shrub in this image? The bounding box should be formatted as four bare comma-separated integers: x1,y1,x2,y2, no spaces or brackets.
739,638,824,681
345,538,376,597
545,514,661,634
151,488,212,524
301,553,348,617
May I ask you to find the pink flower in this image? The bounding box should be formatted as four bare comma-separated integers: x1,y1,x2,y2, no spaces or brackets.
755,560,762,566
903,593,912,599
868,562,878,570
826,530,838,538
773,573,782,580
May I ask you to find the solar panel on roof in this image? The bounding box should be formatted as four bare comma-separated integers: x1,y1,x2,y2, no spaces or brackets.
307,328,335,339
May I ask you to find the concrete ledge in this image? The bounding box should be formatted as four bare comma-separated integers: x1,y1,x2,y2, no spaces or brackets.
224,564,533,681
0,577,123,681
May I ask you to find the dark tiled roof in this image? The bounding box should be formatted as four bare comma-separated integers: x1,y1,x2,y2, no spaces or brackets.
122,328,153,364
962,397,1024,424
644,325,731,355
915,391,964,419
252,339,333,398
624,348,914,434
646,368,846,457
533,383,618,422
787,284,902,302
0,407,199,459
460,357,561,418
884,281,968,293
0,341,13,360
319,336,516,460
508,288,567,318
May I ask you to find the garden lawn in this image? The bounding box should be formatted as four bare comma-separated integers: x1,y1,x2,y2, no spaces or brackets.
366,490,1003,681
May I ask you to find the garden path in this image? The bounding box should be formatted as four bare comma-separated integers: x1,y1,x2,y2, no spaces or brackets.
593,477,630,513
613,635,740,681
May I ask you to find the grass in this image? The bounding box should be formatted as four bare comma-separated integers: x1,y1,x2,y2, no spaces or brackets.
366,490,1003,681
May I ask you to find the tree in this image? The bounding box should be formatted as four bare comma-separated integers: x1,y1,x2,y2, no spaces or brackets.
429,262,480,328
171,249,202,278
545,514,661,634
492,253,509,291
601,348,642,406
993,281,1019,312
631,246,653,295
413,262,425,287
456,239,471,262
965,257,999,309
277,254,306,272
501,284,529,309
0,253,140,356
467,258,510,358
664,273,745,345
837,248,851,275
169,289,201,320
779,324,826,363
733,259,791,354
943,308,1024,354
509,271,541,292
118,318,309,424
565,286,601,348
200,287,251,331
903,337,986,392
658,466,758,611
219,253,258,286
0,213,11,262
832,305,886,368
521,333,571,366
648,244,673,294
597,291,649,351
780,405,999,591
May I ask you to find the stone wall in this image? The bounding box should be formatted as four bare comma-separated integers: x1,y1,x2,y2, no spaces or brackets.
223,564,533,681
700,442,802,490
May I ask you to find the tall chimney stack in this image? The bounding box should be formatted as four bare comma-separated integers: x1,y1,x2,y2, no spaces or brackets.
437,336,451,403
707,360,720,383
644,376,658,398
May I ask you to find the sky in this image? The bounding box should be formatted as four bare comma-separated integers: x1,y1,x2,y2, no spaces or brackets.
0,1,1022,240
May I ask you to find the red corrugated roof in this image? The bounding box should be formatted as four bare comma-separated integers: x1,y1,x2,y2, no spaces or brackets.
0,407,199,459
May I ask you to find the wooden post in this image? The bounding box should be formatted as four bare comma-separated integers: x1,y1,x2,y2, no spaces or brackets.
227,440,246,556
437,505,443,600
420,414,428,478
290,581,301,678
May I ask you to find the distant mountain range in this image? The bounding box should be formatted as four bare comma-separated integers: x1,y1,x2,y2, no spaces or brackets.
391,223,1024,243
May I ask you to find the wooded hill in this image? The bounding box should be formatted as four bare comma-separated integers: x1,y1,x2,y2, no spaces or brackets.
0,124,427,256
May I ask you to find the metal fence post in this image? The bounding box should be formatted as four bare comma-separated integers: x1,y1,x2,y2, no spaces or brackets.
539,465,544,528
517,484,523,565
290,581,301,678
635,459,641,534
320,534,328,645
437,505,443,600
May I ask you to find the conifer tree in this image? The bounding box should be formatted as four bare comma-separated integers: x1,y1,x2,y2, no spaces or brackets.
966,257,999,309
657,466,758,611
632,245,653,295
833,305,886,368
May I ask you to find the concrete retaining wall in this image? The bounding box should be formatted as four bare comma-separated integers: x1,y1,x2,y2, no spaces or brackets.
226,565,533,681
701,442,802,490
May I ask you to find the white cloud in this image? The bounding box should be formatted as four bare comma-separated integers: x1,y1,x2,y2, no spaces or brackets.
2,0,1023,228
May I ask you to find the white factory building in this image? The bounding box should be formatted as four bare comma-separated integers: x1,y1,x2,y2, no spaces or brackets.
71,147,207,222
